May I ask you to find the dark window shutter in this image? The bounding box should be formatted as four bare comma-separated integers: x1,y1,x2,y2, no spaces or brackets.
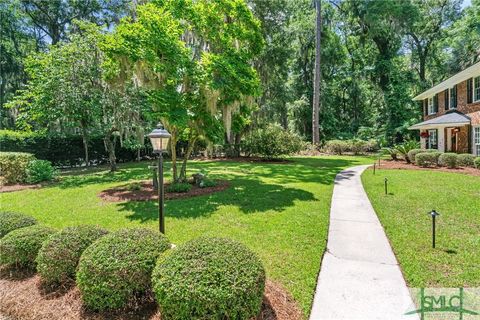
424,99,428,116
467,78,473,104
453,85,458,108
434,94,438,112
444,89,449,110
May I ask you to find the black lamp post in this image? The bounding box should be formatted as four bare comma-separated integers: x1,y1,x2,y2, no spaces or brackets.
148,124,171,234
429,210,440,248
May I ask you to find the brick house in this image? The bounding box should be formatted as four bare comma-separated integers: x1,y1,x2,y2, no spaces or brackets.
409,61,480,156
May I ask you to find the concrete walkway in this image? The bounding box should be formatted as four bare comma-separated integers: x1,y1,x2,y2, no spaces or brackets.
310,165,418,320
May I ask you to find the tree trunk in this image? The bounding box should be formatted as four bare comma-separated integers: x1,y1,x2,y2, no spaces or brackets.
80,123,90,166
104,133,117,172
179,136,197,182
169,130,178,182
312,0,322,145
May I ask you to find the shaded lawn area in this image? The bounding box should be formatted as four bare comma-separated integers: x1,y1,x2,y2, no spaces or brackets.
362,168,480,288
1,156,373,316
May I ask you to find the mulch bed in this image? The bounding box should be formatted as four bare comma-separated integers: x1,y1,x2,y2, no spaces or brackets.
377,160,480,177
0,184,42,193
98,180,230,202
0,275,302,320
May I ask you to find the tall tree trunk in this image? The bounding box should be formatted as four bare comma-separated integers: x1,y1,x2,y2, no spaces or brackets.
179,136,197,182
80,122,90,166
169,130,178,182
104,133,117,172
312,0,322,144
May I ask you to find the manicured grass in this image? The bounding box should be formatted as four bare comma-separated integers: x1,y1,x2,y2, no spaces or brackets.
0,156,373,315
362,168,480,288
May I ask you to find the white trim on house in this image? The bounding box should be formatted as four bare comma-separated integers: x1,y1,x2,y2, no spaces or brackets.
413,62,480,101
474,76,480,103
428,97,435,114
473,126,480,156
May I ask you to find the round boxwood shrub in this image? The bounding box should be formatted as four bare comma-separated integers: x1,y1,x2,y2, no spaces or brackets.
415,152,441,167
0,225,55,269
0,212,37,238
76,228,170,311
457,154,476,167
407,149,425,163
36,225,108,285
475,157,480,169
438,153,458,168
26,159,57,183
152,237,265,320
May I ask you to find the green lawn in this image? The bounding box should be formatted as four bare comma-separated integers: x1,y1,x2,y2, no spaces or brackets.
0,156,373,315
362,168,480,288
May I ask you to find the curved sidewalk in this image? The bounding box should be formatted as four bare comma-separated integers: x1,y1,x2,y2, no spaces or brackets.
310,165,418,320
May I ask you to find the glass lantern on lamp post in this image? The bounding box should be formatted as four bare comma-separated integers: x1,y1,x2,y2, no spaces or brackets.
148,124,171,234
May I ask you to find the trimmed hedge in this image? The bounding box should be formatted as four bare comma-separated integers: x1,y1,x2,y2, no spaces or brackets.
324,140,349,155
152,237,265,320
475,157,480,169
0,130,149,167
36,225,108,285
0,212,37,238
0,152,36,184
76,228,170,311
0,225,55,269
407,149,425,163
438,153,458,168
457,154,476,167
415,152,441,167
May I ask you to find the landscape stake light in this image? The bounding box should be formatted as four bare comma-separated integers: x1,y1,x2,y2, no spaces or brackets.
373,163,376,175
429,210,440,248
384,177,388,195
148,124,171,234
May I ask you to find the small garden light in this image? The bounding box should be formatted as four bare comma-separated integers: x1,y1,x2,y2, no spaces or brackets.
148,124,171,234
429,210,440,248
384,177,388,195
373,163,376,175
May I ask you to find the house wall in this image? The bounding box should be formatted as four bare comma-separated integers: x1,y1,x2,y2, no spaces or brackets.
423,79,480,121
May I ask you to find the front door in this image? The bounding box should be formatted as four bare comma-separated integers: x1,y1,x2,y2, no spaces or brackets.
446,128,457,152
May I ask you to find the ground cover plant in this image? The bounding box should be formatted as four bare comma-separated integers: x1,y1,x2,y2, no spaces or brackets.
362,169,480,287
0,156,373,314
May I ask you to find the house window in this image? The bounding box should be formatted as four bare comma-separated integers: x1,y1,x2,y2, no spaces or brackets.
474,76,480,102
474,127,480,156
427,129,438,150
428,97,435,114
449,86,457,109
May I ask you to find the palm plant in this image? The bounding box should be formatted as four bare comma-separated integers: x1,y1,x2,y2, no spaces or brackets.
394,140,420,163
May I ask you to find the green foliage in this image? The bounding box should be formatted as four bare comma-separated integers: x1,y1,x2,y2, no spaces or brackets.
200,178,217,188
26,159,56,183
438,153,458,168
415,152,441,167
406,148,425,163
152,237,265,320
325,140,349,155
382,147,398,161
394,141,420,163
243,125,304,159
475,157,480,169
0,225,55,269
0,152,36,184
0,212,37,239
36,226,108,285
324,139,379,155
456,154,476,168
166,182,192,193
0,130,149,167
76,228,170,311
